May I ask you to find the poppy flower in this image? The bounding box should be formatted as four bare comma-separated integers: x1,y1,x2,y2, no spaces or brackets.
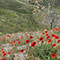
25,33,27,35
52,53,57,58
45,30,48,33
58,27,60,29
8,52,11,55
55,36,59,39
0,50,1,52
30,36,33,39
47,36,50,39
46,33,48,36
52,34,56,37
29,33,31,35
26,40,30,44
58,39,60,43
31,44,35,47
39,37,43,41
18,41,21,44
2,51,5,54
33,41,37,45
21,37,24,39
27,35,29,37
1,58,6,60
11,40,13,42
41,41,44,43
20,49,24,53
2,49,4,51
53,43,56,47
42,32,45,35
48,39,52,43
31,41,37,47
52,29,55,31
16,39,19,41
13,41,15,44
7,35,11,37
55,28,58,31
3,53,6,57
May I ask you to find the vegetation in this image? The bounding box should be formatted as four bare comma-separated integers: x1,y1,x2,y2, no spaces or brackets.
0,0,60,60
0,27,60,60
0,0,60,34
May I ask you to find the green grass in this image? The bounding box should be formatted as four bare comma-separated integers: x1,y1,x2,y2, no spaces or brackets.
0,0,60,35
0,8,47,34
0,0,50,34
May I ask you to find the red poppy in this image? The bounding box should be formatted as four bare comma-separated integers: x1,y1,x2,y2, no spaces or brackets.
26,35,29,37
31,41,37,47
41,41,44,43
55,36,59,39
3,53,6,57
47,36,50,39
0,50,1,52
2,51,5,54
14,44,16,46
2,49,4,51
46,33,48,36
25,33,27,35
1,58,6,60
52,29,55,31
20,49,24,53
16,39,19,41
39,37,43,41
59,30,60,32
45,30,48,33
21,37,24,39
30,36,33,39
33,41,37,45
52,53,57,58
26,40,30,44
11,40,13,42
52,34,56,37
31,44,35,47
29,33,31,35
53,43,56,47
58,39,60,43
42,32,45,35
7,35,11,37
55,28,58,31
9,42,12,44
48,39,52,43
8,52,11,55
18,41,21,44
58,27,60,29
13,41,15,44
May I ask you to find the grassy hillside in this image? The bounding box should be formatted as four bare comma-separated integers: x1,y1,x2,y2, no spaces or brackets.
0,0,60,35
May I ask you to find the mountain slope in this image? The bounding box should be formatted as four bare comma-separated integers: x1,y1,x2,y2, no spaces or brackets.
0,0,59,35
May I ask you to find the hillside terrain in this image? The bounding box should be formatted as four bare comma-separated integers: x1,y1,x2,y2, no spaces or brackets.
0,0,60,35
0,0,60,60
